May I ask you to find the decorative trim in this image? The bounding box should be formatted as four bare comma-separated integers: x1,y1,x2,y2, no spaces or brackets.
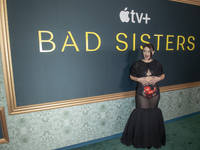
0,107,9,144
1,0,200,115
164,111,200,124
160,81,200,92
0,0,17,115
56,133,123,150
169,0,200,6
5,81,200,115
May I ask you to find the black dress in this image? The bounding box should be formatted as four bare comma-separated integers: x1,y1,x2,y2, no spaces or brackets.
121,60,166,149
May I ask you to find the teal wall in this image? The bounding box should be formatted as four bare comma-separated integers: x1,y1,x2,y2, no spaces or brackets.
6,0,200,107
0,48,200,150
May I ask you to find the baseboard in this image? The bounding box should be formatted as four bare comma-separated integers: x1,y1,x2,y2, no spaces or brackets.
55,133,123,150
164,111,200,124
55,110,200,150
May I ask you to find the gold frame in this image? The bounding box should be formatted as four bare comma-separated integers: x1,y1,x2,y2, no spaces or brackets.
169,0,200,6
1,0,200,115
0,107,9,144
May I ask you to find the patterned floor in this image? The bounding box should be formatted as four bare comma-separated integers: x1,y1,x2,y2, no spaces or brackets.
72,113,200,150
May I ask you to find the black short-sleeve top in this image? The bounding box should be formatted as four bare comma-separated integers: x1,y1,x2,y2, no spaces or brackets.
130,60,164,98
130,60,164,78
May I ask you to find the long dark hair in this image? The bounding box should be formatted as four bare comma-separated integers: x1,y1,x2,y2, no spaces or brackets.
143,43,155,58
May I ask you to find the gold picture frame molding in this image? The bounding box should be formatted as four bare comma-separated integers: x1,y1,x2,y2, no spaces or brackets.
0,107,9,144
170,0,200,6
1,0,200,115
5,81,200,115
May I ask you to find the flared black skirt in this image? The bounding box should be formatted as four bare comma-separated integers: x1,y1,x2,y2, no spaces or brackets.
121,108,166,149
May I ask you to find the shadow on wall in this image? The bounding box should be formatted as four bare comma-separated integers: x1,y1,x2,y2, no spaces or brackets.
119,49,142,92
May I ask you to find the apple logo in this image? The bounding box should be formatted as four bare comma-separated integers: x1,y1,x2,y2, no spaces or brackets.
119,7,130,23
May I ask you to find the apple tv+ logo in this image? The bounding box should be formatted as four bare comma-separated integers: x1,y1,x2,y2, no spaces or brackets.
119,7,151,24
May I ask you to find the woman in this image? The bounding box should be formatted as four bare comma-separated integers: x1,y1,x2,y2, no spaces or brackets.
121,44,166,149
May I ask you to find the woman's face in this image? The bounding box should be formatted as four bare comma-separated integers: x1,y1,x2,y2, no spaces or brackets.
143,46,154,60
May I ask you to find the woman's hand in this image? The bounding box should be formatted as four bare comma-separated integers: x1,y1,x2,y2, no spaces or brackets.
148,76,160,85
130,75,149,86
130,74,165,86
137,77,149,86
149,74,165,85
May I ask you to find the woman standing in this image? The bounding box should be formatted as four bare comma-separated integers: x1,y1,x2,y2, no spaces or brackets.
121,44,166,149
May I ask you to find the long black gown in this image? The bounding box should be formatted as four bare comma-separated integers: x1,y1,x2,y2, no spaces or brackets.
121,60,166,149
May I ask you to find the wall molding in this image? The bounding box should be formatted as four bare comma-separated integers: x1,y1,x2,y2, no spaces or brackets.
169,0,200,6
0,107,9,144
5,81,200,115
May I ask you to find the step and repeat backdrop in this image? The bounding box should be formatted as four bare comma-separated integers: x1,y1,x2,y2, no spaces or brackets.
4,0,200,107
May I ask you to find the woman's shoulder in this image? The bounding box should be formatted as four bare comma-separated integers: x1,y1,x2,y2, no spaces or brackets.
153,59,159,62
132,59,162,66
154,59,161,64
132,60,142,66
152,60,163,69
152,59,162,64
133,60,142,64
